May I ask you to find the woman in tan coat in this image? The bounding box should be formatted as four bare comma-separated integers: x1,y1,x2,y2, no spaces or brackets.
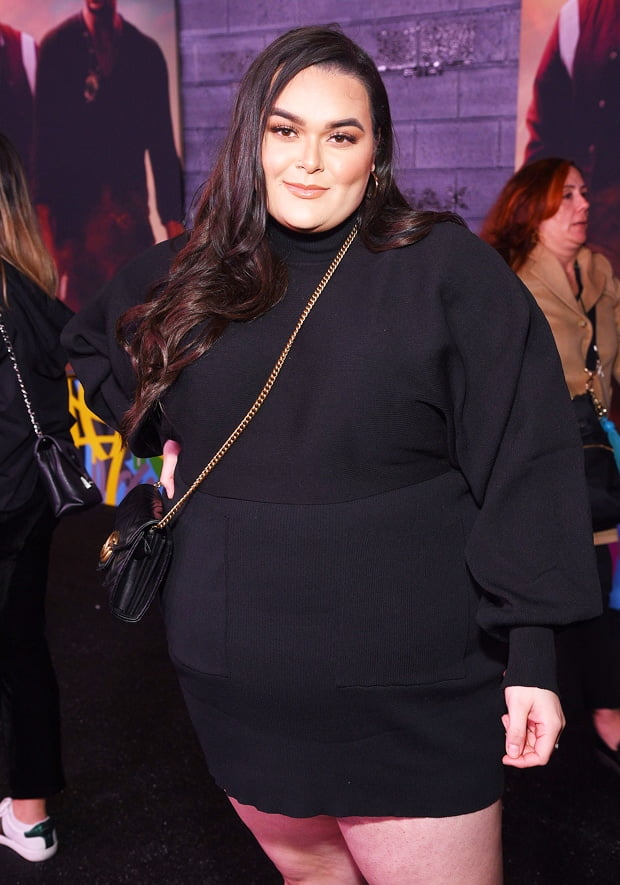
482,156,620,770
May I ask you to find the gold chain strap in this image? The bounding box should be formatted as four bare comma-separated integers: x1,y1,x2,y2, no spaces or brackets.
584,367,607,418
155,223,358,530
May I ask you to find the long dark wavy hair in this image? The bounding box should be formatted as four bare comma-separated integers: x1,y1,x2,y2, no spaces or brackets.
480,157,576,271
119,25,464,442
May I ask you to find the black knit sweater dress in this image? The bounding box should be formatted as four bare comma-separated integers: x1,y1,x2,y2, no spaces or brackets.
62,214,601,818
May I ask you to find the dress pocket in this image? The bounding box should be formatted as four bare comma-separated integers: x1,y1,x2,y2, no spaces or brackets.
334,493,471,687
161,498,230,677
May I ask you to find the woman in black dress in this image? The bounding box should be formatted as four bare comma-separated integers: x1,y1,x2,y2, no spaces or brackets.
63,26,601,884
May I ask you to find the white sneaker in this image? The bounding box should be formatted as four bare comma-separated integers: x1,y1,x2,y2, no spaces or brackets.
0,797,58,862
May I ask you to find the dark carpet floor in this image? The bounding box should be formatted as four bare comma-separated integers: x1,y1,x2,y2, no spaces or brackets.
1,504,619,883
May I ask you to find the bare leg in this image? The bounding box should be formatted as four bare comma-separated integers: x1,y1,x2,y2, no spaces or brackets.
229,797,502,885
229,798,366,884
593,708,620,749
11,799,47,824
338,800,503,885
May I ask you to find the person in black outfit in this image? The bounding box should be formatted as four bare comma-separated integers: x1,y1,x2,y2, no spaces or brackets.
34,0,184,310
0,133,73,862
62,27,602,883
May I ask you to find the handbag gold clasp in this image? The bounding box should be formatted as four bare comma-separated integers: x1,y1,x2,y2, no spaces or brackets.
99,530,120,565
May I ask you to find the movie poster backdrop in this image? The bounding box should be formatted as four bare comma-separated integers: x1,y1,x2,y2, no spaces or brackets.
517,0,620,276
1,0,184,503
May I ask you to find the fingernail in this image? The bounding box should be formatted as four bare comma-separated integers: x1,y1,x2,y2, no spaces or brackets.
508,744,520,757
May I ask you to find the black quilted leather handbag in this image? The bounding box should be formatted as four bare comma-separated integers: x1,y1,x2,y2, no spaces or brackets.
98,483,172,622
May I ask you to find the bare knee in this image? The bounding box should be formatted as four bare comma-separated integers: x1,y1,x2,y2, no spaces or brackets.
338,800,503,885
229,798,365,885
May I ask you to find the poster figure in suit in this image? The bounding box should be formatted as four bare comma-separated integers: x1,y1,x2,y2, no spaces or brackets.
34,0,184,311
523,0,620,276
0,22,37,180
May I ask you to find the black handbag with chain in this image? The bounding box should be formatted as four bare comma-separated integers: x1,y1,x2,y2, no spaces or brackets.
34,433,102,517
99,482,172,622
0,312,102,518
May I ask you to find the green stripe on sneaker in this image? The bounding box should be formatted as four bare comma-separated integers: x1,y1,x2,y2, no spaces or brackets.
25,819,55,849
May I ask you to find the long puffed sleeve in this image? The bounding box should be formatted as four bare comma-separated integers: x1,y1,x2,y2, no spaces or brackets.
61,233,189,456
434,225,601,689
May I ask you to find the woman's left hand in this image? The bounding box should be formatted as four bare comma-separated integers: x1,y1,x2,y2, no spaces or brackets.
159,439,181,498
501,685,565,768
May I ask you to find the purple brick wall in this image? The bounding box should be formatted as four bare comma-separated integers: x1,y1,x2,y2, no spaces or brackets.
175,0,522,232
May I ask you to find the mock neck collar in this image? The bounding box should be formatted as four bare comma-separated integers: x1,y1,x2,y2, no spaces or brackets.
267,213,358,263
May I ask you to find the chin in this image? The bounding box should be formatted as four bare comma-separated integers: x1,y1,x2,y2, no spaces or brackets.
277,217,334,233
270,202,354,234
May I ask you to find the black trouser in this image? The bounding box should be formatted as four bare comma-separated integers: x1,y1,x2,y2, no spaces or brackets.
556,544,620,712
0,484,64,798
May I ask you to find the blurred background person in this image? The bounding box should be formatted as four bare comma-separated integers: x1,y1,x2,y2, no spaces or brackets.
33,0,184,311
481,156,620,770
0,133,73,862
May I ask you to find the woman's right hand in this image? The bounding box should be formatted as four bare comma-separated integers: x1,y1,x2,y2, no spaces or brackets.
502,685,565,768
159,439,181,498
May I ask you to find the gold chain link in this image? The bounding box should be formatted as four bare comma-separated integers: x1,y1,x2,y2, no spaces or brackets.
156,223,359,530
584,367,607,418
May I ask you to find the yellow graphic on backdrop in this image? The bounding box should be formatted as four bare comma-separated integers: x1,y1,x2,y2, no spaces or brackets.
67,377,162,505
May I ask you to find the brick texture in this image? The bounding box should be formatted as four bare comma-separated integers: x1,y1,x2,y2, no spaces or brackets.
176,1,522,232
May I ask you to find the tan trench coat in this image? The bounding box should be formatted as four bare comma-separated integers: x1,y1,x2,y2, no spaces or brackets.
518,242,620,410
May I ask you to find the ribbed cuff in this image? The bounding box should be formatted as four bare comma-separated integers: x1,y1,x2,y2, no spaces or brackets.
502,626,558,693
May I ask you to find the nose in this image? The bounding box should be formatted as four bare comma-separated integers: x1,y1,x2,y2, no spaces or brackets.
296,138,323,174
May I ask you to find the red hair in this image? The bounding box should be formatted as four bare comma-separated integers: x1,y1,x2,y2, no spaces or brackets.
480,158,574,271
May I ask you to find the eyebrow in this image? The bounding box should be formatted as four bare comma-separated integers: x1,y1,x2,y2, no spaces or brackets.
270,107,366,131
